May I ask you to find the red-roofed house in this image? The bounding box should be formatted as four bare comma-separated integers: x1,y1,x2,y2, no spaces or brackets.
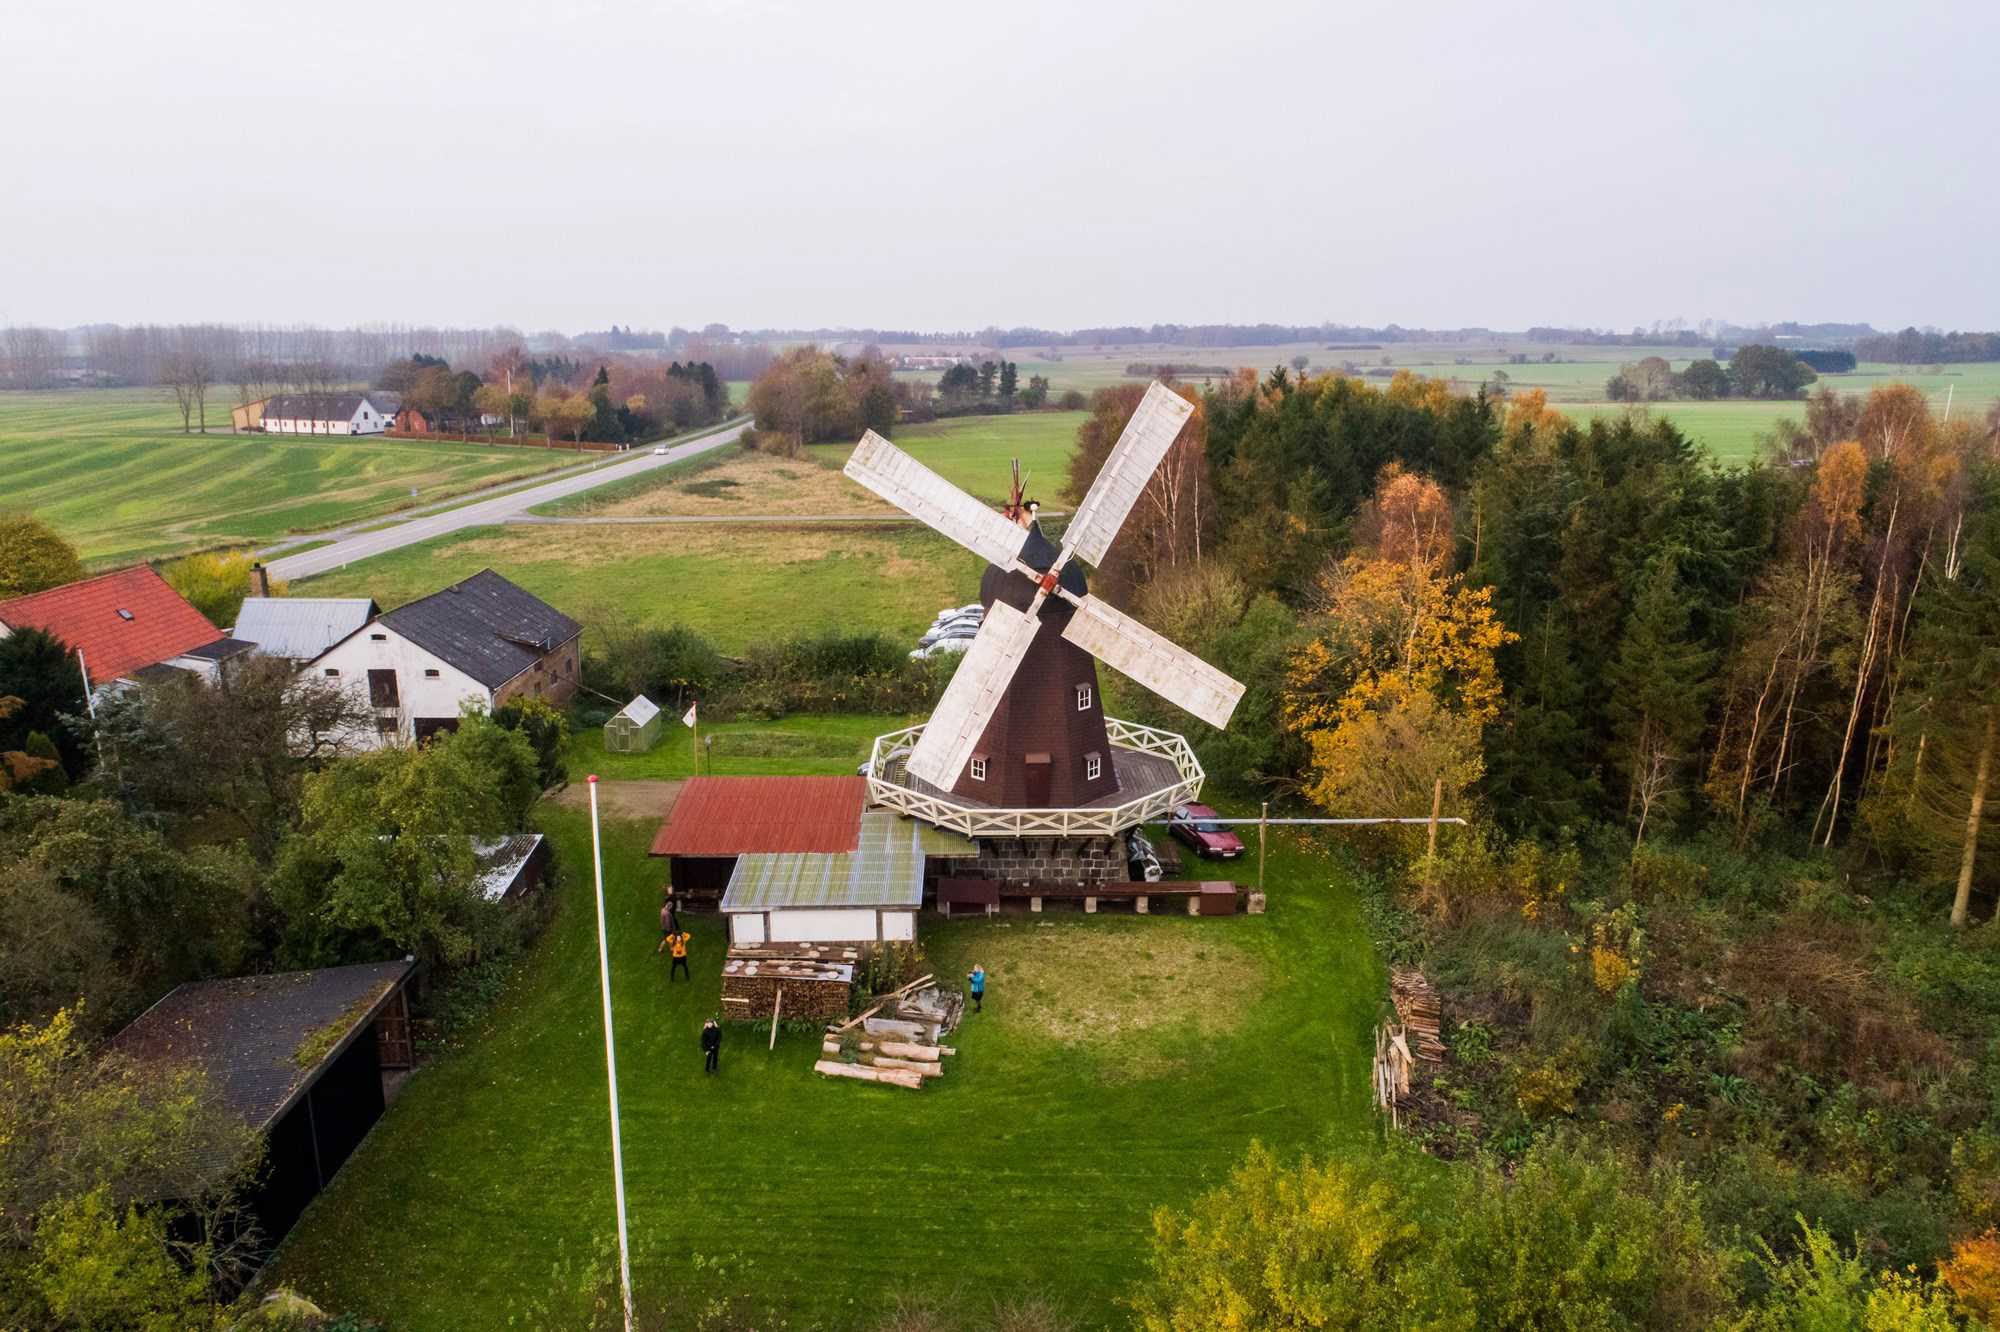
0,566,227,685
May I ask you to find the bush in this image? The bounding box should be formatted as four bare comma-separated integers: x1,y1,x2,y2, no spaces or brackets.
1133,1137,1733,1330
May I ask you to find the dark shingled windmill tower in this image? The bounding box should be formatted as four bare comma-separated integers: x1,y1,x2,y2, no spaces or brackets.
947,463,1118,808
845,382,1246,875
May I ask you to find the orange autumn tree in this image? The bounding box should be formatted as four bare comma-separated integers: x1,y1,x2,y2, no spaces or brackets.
1284,469,1512,822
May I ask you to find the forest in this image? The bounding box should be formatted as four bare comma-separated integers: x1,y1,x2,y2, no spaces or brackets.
1082,368,2000,1325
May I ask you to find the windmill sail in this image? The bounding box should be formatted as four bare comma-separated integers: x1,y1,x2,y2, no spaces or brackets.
1061,382,1195,568
904,599,1041,787
1061,593,1244,729
844,431,1030,570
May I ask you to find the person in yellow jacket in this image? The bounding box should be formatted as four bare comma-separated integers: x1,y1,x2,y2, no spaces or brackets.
665,930,692,982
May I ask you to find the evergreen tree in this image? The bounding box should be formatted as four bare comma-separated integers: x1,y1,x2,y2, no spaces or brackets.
1605,556,1715,839
1486,610,1600,836
998,360,1018,402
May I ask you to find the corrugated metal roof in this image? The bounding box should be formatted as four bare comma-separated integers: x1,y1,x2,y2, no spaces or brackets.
235,597,380,661
650,776,867,856
473,834,545,901
615,695,661,726
721,810,977,912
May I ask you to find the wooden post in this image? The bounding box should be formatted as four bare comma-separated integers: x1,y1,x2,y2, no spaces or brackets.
1426,778,1443,879
1257,801,1268,892
769,984,784,1050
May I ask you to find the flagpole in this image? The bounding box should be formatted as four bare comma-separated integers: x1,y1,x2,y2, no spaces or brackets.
586,775,636,1332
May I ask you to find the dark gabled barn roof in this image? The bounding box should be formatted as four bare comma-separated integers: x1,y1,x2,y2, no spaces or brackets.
376,569,581,689
112,960,416,1133
263,393,385,421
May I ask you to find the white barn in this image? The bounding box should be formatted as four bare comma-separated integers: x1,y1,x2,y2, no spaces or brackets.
303,570,581,747
261,393,395,436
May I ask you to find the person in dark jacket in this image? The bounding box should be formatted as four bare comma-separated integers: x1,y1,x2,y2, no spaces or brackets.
701,1018,722,1074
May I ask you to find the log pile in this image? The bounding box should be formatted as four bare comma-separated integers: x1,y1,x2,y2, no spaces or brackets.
812,975,961,1092
1389,967,1445,1062
720,952,853,1022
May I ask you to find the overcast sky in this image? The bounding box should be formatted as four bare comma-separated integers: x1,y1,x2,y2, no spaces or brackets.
4,0,1995,334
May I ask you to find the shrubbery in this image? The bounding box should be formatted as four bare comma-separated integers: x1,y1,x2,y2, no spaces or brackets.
584,626,954,722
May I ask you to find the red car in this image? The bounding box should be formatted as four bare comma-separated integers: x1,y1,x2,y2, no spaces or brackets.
1168,803,1244,859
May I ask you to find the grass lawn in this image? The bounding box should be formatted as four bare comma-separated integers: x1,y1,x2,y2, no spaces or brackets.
808,411,1086,505
291,522,988,653
0,388,574,563
574,713,913,781
263,778,1380,1328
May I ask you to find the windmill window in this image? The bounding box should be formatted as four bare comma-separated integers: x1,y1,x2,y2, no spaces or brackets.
1075,683,1093,711
370,632,387,641
1084,753,1102,781
423,668,440,679
969,756,988,782
323,668,340,677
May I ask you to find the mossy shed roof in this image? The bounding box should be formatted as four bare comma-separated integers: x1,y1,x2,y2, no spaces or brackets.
111,960,416,1132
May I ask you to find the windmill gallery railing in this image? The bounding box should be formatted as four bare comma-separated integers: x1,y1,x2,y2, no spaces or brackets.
865,717,1205,837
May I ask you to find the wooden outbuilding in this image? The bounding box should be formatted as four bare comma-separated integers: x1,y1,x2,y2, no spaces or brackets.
111,960,417,1260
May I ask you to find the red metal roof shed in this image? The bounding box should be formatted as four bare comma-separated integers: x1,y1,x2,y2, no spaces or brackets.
0,566,222,683
650,776,866,857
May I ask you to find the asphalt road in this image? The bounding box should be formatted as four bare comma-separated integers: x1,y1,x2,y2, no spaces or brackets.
263,418,752,581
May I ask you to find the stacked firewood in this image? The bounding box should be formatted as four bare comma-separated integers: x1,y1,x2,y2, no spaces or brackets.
1389,967,1446,1063
812,975,961,1091
720,955,854,1022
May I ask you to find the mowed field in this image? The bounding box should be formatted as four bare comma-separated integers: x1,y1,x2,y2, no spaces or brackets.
0,389,575,563
536,409,1091,519
264,773,1379,1329
293,521,988,652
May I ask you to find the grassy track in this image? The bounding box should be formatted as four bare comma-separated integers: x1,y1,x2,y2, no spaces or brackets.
264,759,1379,1328
293,522,987,653
0,389,572,563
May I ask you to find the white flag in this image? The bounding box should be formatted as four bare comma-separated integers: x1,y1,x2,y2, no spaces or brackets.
682,701,697,728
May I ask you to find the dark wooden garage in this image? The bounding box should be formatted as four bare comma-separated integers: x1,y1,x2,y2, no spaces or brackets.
112,959,417,1256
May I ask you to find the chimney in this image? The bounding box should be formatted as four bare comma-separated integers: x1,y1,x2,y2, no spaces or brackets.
248,562,271,599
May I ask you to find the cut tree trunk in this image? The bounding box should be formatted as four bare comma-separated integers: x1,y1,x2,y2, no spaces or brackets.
1953,708,1995,928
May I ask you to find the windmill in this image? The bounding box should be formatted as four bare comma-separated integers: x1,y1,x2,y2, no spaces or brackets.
845,382,1244,809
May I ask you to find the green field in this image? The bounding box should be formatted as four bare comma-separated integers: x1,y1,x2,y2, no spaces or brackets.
808,410,1087,504
264,763,1378,1328
0,389,575,563
292,521,988,653
889,345,1995,470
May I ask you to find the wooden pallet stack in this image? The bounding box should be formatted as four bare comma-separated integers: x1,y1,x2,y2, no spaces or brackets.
812,975,960,1091
1389,967,1446,1063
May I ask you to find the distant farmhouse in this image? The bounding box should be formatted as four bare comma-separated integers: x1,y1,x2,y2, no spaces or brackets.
0,565,252,686
260,392,394,436
304,569,581,746
230,397,267,432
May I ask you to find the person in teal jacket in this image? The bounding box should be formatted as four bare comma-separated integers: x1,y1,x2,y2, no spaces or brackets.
968,964,986,1014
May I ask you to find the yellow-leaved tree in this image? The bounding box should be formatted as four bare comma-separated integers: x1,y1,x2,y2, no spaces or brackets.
1283,468,1512,826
